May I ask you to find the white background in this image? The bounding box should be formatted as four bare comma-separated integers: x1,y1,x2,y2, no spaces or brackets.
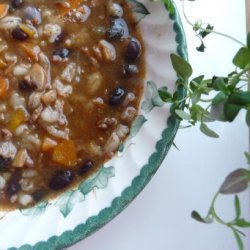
69,1,250,249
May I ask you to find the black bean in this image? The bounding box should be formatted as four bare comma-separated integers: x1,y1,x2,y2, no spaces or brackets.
49,170,74,190
125,38,141,62
123,64,139,76
10,0,24,8
12,26,28,41
18,80,34,91
0,156,11,171
106,18,129,41
7,172,21,196
32,189,47,201
109,86,126,106
79,160,94,175
53,48,70,58
22,6,42,25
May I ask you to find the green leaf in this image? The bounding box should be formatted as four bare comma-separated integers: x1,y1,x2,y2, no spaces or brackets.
21,201,48,216
228,90,250,105
213,77,228,93
235,218,250,228
212,92,227,105
233,47,250,69
219,168,249,194
56,190,85,218
246,110,250,127
158,86,172,102
196,41,206,52
79,165,115,195
191,91,201,105
164,0,175,15
190,75,204,91
175,109,191,120
170,54,193,80
224,102,241,122
234,195,241,219
129,115,147,138
233,231,244,250
200,123,219,138
199,24,214,38
126,0,150,23
191,211,212,224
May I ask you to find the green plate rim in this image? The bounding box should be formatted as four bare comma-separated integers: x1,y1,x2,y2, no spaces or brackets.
9,2,187,250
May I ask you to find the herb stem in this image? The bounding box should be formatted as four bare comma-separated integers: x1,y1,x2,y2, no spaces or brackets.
181,1,245,47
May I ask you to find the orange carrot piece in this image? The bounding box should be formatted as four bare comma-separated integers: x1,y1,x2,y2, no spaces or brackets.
0,4,9,19
52,140,77,167
0,76,9,98
8,109,26,132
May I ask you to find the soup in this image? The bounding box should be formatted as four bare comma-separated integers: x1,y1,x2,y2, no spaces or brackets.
0,0,145,209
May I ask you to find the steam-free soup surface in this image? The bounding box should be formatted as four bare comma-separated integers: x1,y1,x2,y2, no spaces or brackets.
0,0,145,209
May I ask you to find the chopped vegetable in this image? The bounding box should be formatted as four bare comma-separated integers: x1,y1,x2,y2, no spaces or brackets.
52,140,77,167
0,4,9,19
8,109,26,132
0,77,9,98
41,137,58,152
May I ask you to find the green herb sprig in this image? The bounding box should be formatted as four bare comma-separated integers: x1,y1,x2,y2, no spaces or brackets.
149,1,250,249
159,39,250,250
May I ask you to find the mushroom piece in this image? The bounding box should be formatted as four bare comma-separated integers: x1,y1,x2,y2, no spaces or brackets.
24,63,46,90
98,40,116,62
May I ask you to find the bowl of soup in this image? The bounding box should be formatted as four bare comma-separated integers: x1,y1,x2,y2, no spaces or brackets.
0,0,186,249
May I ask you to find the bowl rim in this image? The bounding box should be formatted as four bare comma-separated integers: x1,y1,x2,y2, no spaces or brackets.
9,2,187,250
